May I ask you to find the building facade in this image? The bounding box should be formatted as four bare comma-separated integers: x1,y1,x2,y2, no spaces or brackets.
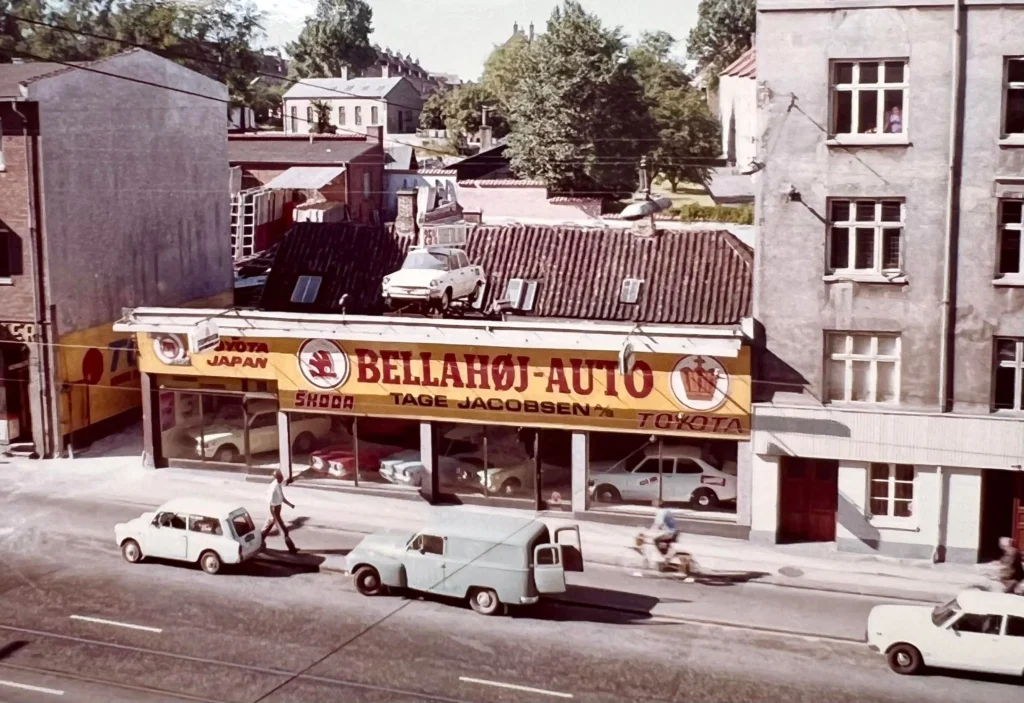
282,77,423,144
0,50,231,456
753,0,1024,562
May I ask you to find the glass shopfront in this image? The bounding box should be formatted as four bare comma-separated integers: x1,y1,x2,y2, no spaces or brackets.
587,431,738,518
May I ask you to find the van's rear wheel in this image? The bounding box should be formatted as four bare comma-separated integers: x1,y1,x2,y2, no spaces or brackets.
354,566,383,596
469,587,501,616
199,550,222,575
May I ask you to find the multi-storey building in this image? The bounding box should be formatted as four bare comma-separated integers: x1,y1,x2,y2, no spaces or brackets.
753,0,1024,562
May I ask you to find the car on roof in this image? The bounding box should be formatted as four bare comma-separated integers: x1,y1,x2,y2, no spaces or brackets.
114,498,262,575
867,589,1024,676
587,444,737,510
345,513,584,615
381,246,485,311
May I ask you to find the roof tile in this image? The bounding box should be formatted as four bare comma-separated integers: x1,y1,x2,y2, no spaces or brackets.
720,47,756,79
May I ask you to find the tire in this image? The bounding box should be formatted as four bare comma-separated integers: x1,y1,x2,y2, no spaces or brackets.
886,644,923,675
469,282,483,303
499,478,522,496
439,289,452,310
469,587,502,616
354,566,383,596
213,445,239,463
121,539,142,564
690,487,720,511
292,432,315,454
199,550,222,575
594,484,621,503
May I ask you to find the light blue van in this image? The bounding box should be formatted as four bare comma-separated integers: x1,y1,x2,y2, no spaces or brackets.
345,513,584,615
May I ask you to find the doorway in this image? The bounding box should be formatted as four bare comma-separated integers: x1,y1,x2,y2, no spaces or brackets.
779,457,839,543
979,469,1024,561
0,341,32,443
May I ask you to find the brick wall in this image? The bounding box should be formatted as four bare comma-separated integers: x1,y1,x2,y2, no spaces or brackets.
0,103,37,322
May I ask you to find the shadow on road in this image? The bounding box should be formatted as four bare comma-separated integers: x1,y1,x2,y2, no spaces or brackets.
137,553,324,578
691,570,771,587
520,585,684,625
0,640,28,661
925,668,1024,687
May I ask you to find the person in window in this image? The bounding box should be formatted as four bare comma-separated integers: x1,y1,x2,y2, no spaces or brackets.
885,106,903,134
998,537,1024,594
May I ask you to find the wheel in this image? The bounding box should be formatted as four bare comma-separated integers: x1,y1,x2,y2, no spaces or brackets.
469,587,502,616
292,432,315,454
121,539,142,564
886,644,922,675
354,566,383,596
690,487,720,510
594,484,621,503
199,550,222,575
439,289,452,310
213,445,239,463
469,282,483,303
499,478,521,496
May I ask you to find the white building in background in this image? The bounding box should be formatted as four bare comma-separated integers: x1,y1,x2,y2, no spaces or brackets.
282,76,423,145
718,46,757,170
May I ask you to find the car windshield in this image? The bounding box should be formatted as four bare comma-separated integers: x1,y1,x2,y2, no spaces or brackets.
401,251,447,271
231,511,255,538
931,598,961,626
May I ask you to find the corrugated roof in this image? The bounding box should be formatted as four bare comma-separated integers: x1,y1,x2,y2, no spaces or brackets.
0,62,70,98
460,180,546,188
229,135,379,165
720,47,756,79
283,76,405,100
263,166,346,190
258,223,752,325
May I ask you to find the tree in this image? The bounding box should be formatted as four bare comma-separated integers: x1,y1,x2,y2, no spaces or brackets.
481,34,532,113
629,32,720,192
419,90,447,130
686,0,755,84
441,83,508,145
309,99,336,133
287,0,375,79
505,1,655,194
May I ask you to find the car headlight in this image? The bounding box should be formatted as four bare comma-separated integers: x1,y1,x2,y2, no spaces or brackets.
430,279,440,287
312,457,324,469
382,275,391,285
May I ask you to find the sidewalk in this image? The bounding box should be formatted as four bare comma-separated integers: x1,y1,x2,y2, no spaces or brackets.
0,447,995,603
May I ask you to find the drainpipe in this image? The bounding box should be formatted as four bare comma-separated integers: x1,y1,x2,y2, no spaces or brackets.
13,102,55,457
938,0,965,413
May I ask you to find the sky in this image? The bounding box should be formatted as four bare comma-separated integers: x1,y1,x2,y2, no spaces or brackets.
254,0,700,80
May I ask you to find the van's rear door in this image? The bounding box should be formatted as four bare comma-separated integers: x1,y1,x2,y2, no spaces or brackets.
533,544,566,594
554,526,584,572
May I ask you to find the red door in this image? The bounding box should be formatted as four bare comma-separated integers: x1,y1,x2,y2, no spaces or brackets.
779,458,839,543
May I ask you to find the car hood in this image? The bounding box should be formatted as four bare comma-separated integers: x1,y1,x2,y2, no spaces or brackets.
386,270,443,287
348,531,416,560
868,604,934,637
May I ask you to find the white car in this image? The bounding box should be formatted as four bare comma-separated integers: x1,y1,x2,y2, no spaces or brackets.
382,246,485,310
381,454,482,488
114,498,262,575
184,403,331,463
588,445,737,510
867,589,1024,676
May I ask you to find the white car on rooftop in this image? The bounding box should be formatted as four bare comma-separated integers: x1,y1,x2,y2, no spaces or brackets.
114,498,262,575
382,246,485,311
867,589,1024,676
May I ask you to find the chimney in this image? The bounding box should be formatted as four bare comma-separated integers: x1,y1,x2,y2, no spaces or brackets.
529,22,535,41
463,208,483,225
513,21,519,35
479,125,493,152
395,189,418,238
366,125,385,143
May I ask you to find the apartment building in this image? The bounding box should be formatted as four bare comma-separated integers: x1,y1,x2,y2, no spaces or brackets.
752,0,1024,562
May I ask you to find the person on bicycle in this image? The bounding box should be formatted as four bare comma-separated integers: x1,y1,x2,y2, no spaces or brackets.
650,507,680,553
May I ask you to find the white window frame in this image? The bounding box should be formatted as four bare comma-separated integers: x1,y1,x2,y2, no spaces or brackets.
868,462,915,525
371,105,379,125
289,106,297,133
825,332,901,404
620,278,643,304
355,106,363,126
290,275,322,304
994,337,1024,411
1003,56,1024,138
306,106,313,129
338,106,346,126
997,199,1024,277
829,59,909,139
827,199,904,276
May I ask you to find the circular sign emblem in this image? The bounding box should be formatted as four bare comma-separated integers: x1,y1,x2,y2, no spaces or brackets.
153,334,188,366
298,339,349,390
670,355,730,412
81,348,105,385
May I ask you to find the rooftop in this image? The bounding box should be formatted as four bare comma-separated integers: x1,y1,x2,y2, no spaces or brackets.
0,61,70,98
720,47,756,79
229,133,380,165
282,76,406,101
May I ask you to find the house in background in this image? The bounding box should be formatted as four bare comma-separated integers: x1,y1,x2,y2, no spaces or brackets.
704,45,757,206
281,76,423,144
0,50,230,457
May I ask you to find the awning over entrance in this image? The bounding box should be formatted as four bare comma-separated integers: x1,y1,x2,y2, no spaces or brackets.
263,166,346,190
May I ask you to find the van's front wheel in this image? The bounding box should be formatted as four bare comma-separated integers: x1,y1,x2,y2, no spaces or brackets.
468,587,502,615
354,566,383,596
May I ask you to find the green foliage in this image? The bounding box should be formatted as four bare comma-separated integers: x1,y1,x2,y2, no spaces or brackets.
286,0,375,79
310,99,336,134
686,0,755,87
481,35,533,113
675,203,753,225
419,90,447,130
443,82,508,144
505,1,655,195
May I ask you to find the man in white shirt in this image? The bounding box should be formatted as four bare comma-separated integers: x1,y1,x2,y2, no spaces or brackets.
261,470,297,552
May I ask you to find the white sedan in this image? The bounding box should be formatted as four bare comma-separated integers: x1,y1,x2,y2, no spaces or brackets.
382,246,485,310
867,589,1024,675
114,498,263,575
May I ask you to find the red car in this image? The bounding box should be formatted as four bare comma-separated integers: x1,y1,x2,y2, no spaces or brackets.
309,442,405,479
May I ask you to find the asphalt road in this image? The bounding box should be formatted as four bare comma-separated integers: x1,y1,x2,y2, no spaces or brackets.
0,495,1022,702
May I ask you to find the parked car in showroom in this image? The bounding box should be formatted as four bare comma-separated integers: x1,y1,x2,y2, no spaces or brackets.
588,444,737,510
184,402,330,463
380,452,483,488
307,441,406,480
115,498,262,575
382,246,485,311
867,589,1024,676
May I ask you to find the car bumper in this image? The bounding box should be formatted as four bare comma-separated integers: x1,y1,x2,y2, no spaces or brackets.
384,289,441,300
380,467,420,486
519,596,539,605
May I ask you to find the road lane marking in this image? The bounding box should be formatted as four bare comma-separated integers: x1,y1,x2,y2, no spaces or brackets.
70,615,162,633
459,676,573,699
0,679,65,695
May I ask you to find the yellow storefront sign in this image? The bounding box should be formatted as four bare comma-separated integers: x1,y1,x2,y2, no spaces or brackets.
58,323,141,435
138,333,751,438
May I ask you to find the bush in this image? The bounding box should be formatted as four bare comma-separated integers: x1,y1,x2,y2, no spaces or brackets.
674,203,754,225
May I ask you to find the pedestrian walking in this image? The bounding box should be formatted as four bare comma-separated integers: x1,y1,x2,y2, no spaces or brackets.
262,469,297,553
